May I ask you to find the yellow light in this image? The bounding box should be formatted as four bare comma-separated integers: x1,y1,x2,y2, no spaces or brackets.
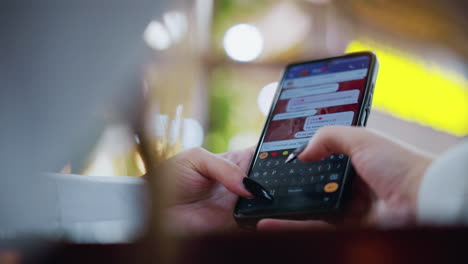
346,40,468,136
134,152,147,175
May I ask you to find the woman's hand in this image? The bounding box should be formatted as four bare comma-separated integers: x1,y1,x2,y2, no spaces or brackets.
258,126,433,231
157,147,254,234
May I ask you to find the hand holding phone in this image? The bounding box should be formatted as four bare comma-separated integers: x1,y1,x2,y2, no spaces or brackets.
257,125,433,230
234,52,379,226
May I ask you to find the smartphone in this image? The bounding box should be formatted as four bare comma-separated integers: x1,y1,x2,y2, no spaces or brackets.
234,52,379,226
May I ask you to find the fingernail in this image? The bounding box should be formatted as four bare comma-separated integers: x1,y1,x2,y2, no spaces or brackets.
242,178,274,201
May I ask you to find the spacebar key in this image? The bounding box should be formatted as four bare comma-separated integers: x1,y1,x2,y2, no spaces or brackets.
287,184,316,196
287,187,304,194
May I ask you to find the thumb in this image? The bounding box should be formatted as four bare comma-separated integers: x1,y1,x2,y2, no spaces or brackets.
298,126,373,162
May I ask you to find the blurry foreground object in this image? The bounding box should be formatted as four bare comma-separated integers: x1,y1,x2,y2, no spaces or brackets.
0,0,172,243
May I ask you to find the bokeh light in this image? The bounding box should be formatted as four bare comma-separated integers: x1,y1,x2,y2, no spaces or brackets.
257,82,278,115
223,24,264,62
228,132,259,151
182,118,204,150
144,20,172,50
163,11,188,43
169,105,183,146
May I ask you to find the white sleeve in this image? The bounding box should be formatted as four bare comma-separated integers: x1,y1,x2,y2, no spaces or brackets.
417,140,468,225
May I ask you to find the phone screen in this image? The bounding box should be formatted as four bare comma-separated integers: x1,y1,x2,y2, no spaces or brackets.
236,54,374,216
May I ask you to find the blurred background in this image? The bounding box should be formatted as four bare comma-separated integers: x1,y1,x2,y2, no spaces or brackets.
76,0,468,177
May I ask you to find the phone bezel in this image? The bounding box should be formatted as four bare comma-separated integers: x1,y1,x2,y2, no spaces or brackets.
233,51,379,225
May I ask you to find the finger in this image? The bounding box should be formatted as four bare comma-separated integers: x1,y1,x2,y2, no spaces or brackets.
298,126,374,162
257,219,333,232
183,148,253,198
219,146,256,172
